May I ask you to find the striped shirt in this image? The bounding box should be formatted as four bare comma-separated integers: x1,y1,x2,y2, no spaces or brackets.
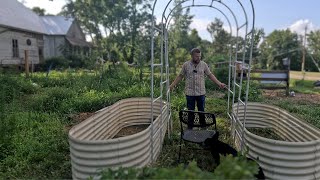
180,60,212,96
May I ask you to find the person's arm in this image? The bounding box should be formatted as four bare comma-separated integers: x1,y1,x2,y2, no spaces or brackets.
208,73,226,89
170,74,183,91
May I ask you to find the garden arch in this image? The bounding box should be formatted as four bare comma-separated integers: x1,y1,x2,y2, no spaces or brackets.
151,1,320,179
68,1,320,179
150,0,255,153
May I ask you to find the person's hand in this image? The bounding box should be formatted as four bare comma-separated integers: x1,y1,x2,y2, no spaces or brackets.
219,82,227,89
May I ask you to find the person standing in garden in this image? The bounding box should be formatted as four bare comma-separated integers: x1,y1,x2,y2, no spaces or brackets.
170,48,226,114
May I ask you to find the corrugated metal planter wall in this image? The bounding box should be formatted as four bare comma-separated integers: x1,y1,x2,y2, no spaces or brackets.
233,102,320,180
69,98,169,179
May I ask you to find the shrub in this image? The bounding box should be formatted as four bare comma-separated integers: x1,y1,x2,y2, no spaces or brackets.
99,161,214,179
223,81,263,102
213,155,259,179
99,157,259,180
0,75,39,104
40,56,70,71
28,87,76,113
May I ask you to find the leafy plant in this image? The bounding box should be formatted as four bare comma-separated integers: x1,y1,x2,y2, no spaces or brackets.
213,155,259,179
99,161,214,179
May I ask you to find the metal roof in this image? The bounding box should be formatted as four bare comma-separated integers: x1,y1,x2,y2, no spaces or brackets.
66,36,92,47
0,0,45,34
40,16,74,35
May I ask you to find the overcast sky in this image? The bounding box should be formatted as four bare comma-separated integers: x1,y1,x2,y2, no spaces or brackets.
20,0,320,41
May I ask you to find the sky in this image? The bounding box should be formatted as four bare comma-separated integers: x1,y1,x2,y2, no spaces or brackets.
20,0,320,41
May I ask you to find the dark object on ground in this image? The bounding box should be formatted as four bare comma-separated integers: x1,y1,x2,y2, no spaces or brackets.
314,80,320,87
204,137,265,180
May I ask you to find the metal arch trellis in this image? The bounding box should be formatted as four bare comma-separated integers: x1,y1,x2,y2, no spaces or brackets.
150,0,255,159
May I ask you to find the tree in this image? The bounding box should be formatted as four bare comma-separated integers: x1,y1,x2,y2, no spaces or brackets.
240,28,265,68
207,18,231,55
167,0,194,74
60,0,153,65
258,29,301,70
32,7,46,16
207,18,224,41
60,0,103,44
187,29,202,51
308,30,320,61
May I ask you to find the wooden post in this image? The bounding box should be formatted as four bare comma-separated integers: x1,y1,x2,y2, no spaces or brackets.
24,50,29,78
31,60,34,75
286,69,290,96
301,26,307,76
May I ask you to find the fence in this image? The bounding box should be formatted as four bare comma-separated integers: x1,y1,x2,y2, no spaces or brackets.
239,70,290,95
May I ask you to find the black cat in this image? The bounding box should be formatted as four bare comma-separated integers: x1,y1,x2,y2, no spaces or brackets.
204,133,265,180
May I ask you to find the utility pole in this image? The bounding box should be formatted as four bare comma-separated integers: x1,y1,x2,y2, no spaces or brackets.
301,25,307,73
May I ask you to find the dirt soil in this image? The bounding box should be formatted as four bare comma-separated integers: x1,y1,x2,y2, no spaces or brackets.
66,112,152,137
247,128,284,141
113,124,150,138
65,112,96,132
262,89,320,104
70,112,96,122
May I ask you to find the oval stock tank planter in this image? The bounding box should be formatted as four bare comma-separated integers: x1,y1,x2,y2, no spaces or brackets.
69,98,169,179
234,103,320,180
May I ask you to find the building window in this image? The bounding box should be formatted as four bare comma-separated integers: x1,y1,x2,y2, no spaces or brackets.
39,48,42,56
12,39,19,57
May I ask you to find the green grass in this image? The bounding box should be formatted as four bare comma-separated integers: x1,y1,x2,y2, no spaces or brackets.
2,65,319,179
290,79,320,94
263,98,320,128
290,70,320,80
0,65,154,179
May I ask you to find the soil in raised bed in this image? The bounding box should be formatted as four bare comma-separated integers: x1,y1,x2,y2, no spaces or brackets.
113,124,150,138
247,127,284,141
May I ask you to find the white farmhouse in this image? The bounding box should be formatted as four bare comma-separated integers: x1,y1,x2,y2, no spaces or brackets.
0,0,91,66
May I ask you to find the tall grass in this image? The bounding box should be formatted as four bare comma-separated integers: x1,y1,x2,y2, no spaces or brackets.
3,63,298,178
0,65,153,178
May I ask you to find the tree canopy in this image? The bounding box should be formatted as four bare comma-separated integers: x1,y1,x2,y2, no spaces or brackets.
57,0,319,72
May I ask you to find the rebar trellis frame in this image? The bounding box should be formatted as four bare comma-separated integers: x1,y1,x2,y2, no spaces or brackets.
150,0,255,160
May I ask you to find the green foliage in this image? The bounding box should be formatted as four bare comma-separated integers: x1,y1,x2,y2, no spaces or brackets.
100,156,259,180
308,30,320,69
205,54,228,65
0,112,70,179
0,65,153,178
291,79,320,94
246,81,264,102
0,75,39,103
28,87,77,113
265,80,320,128
210,67,229,88
41,56,71,70
32,7,46,16
213,155,258,179
258,29,301,70
40,55,96,71
265,98,320,128
225,81,263,102
99,161,214,179
67,54,95,69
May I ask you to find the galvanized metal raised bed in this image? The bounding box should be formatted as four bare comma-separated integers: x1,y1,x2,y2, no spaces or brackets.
69,98,169,179
234,102,320,180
